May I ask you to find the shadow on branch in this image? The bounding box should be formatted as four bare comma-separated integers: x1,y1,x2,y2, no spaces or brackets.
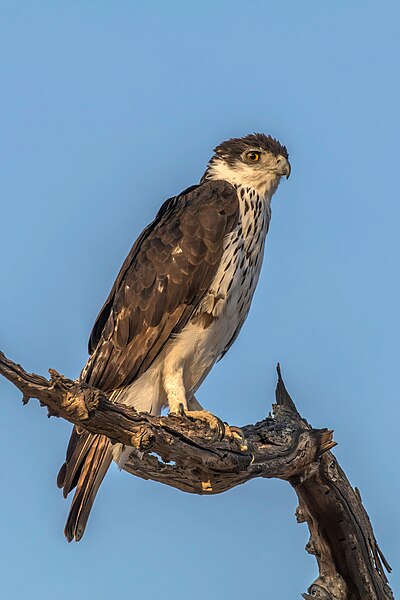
0,351,393,600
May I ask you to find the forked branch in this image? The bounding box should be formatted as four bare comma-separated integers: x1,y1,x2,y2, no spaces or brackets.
0,351,393,599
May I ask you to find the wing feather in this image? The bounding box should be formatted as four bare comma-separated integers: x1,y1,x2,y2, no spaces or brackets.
81,180,239,392
59,181,238,539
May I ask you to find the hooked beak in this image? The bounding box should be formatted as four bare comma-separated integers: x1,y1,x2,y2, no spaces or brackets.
276,155,291,179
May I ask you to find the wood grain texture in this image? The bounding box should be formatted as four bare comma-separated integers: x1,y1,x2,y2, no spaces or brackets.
0,351,393,599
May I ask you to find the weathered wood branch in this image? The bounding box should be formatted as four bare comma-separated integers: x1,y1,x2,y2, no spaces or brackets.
0,350,393,599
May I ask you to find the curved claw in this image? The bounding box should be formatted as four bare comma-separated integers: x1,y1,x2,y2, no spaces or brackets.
184,409,225,439
169,406,247,449
223,424,248,451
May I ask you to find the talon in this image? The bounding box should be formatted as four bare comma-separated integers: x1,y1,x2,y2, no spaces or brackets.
184,409,225,438
168,402,187,416
223,424,248,450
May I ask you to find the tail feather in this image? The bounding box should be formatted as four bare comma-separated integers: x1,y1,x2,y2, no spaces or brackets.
57,428,95,498
58,428,113,542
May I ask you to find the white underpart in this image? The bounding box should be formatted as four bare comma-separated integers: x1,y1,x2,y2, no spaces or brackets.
113,168,278,466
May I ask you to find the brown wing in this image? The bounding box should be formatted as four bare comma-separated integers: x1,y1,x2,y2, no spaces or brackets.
58,180,238,541
81,179,239,392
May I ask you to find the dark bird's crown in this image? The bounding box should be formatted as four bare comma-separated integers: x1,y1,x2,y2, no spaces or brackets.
214,133,289,164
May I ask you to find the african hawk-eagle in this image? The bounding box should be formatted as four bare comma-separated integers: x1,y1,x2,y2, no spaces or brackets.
58,133,291,541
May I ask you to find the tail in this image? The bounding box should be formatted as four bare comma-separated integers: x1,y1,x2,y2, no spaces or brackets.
57,427,113,542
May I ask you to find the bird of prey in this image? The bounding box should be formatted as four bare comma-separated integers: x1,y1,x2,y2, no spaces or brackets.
57,133,290,541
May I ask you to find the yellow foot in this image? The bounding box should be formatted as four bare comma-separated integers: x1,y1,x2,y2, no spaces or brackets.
223,424,247,451
178,408,247,450
184,409,225,438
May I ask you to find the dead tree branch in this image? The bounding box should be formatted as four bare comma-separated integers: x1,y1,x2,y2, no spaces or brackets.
0,350,393,599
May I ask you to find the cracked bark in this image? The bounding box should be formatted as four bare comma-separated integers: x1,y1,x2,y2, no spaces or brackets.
0,351,393,599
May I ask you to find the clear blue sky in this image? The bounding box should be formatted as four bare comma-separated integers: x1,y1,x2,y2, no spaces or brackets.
1,1,399,598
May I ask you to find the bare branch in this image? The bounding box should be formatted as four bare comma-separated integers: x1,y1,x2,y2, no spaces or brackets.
0,350,393,599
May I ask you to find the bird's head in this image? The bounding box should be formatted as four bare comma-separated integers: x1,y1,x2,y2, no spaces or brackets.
202,133,290,198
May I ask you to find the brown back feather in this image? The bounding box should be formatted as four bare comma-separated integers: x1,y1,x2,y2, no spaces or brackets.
81,180,239,392
58,180,239,540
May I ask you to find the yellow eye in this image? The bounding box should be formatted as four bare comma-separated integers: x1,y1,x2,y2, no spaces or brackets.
246,151,261,162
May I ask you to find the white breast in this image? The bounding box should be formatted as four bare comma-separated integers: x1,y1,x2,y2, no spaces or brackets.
204,185,270,352
169,185,271,395
114,186,271,415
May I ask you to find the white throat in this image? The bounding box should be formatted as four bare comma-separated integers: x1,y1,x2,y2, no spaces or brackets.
205,159,281,200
